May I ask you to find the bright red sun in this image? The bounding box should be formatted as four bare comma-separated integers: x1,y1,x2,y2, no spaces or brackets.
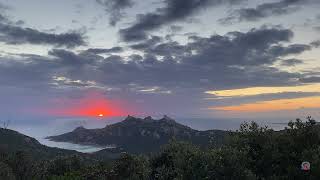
98,114,104,117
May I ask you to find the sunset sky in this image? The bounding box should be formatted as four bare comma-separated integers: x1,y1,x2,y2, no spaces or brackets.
1,0,320,123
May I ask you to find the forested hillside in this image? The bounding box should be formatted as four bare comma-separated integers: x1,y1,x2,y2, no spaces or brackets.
1,117,320,179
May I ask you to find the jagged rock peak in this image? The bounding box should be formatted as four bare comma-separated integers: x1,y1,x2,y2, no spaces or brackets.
123,115,176,124
124,115,138,121
124,115,154,121
160,115,176,122
73,126,86,132
144,116,154,121
123,115,145,123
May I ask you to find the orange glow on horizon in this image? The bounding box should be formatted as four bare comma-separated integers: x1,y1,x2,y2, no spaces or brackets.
210,96,320,112
43,91,136,118
205,83,320,97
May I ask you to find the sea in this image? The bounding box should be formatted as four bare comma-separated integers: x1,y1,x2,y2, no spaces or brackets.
8,116,291,153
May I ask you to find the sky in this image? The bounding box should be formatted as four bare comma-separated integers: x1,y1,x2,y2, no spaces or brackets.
1,0,320,129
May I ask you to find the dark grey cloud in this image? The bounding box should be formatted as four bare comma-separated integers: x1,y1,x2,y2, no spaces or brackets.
84,47,123,54
0,55,56,89
98,27,308,90
49,49,101,66
280,58,304,66
96,55,300,90
96,0,134,26
220,0,320,24
0,11,11,24
184,27,300,66
169,25,183,33
0,2,9,10
130,36,191,58
0,26,315,117
314,26,320,31
0,50,101,91
269,44,311,57
0,14,6,22
311,40,320,48
129,27,308,66
0,27,302,90
300,76,320,83
0,9,86,48
0,26,312,92
0,23,86,47
120,0,245,41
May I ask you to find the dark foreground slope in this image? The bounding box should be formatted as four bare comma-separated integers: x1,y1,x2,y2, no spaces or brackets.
0,128,80,160
0,128,122,161
47,116,228,153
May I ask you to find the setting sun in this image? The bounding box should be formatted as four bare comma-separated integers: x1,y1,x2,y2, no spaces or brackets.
41,91,137,118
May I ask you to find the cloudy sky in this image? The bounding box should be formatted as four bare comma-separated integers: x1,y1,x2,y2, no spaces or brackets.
1,0,320,123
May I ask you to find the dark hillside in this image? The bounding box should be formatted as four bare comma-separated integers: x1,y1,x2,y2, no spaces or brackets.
47,116,228,153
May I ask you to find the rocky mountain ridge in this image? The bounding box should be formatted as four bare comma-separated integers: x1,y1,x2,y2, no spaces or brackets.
47,116,228,153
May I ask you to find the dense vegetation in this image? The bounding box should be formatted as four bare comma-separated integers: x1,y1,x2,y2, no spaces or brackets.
1,117,320,179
